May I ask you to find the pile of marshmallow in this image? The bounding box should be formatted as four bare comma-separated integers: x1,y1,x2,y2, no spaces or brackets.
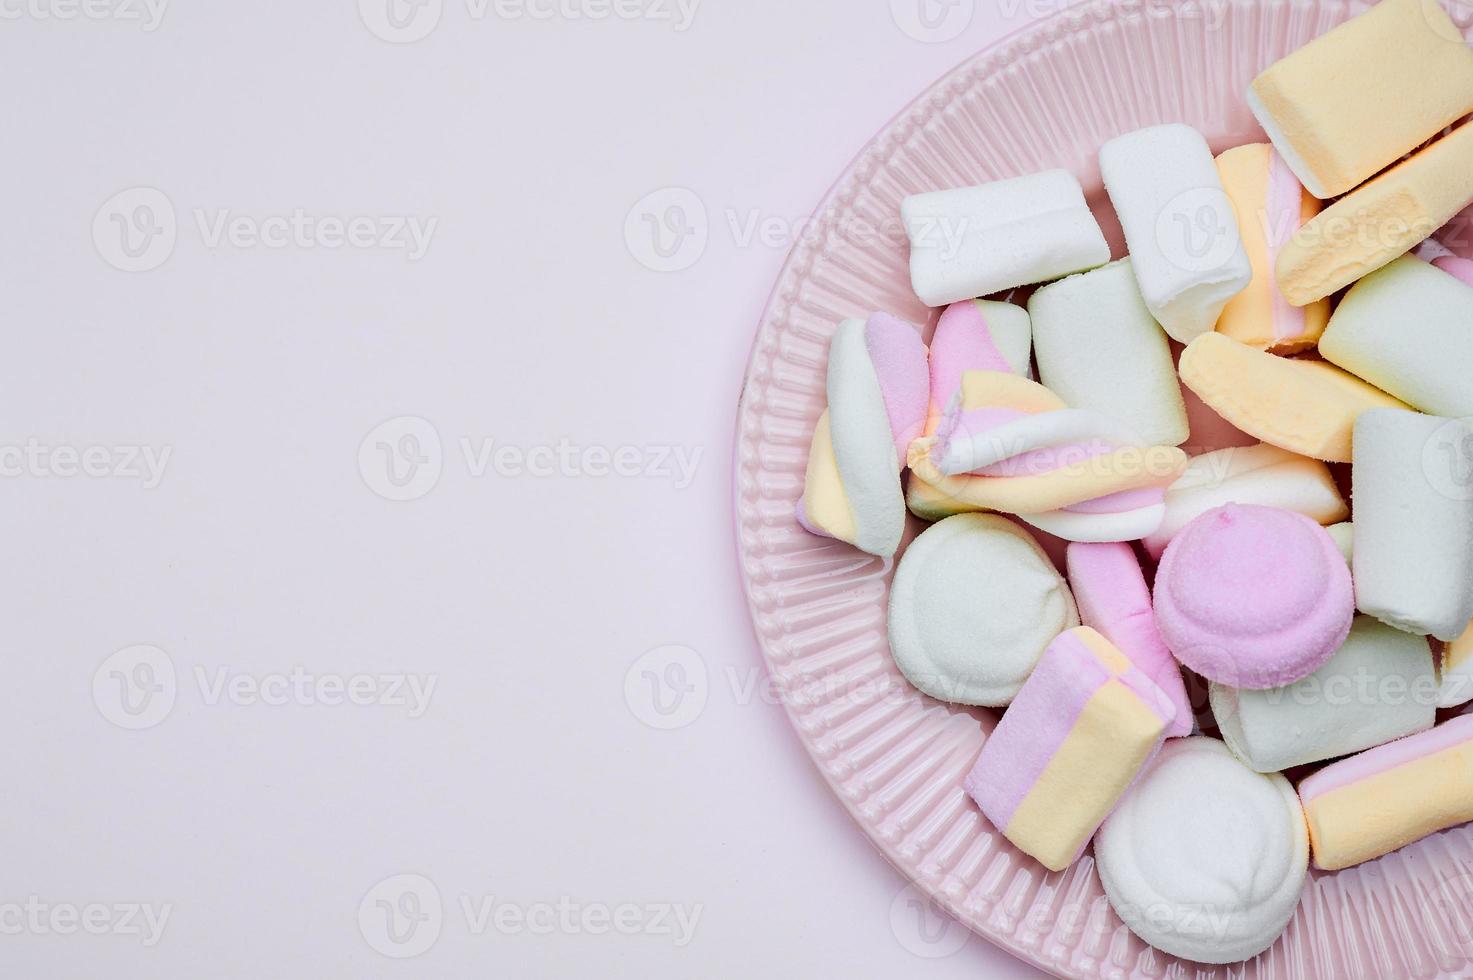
796,0,1473,965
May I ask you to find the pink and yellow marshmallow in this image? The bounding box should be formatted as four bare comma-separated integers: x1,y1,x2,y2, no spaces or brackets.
907,371,1188,542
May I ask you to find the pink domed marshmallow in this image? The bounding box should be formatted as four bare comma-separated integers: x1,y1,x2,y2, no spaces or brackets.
1154,504,1354,689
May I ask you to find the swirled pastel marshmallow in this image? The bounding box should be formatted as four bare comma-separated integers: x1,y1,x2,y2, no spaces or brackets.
1319,256,1473,418
1155,504,1355,689
1247,0,1473,200
1099,124,1252,343
1066,542,1192,737
1142,443,1348,559
902,170,1110,308
889,514,1078,707
797,314,929,557
1179,332,1406,463
1214,143,1330,352
1300,715,1473,871
1029,259,1189,447
1096,738,1308,964
1211,616,1437,774
907,371,1188,542
1352,409,1473,641
907,300,1032,521
964,626,1176,872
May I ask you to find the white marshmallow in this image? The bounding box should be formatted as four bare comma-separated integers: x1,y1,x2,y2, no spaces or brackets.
902,171,1110,308
1327,522,1354,564
1100,125,1253,343
888,514,1079,706
1028,258,1189,447
1211,617,1437,773
1352,409,1473,641
1096,738,1307,964
1142,443,1348,558
1319,256,1473,418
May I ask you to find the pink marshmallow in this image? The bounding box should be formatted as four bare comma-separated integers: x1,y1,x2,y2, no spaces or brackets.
1154,504,1354,690
864,313,931,462
1065,542,1193,736
1433,255,1473,288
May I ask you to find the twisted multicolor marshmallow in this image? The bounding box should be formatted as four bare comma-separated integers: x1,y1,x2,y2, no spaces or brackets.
797,314,929,557
907,300,1032,522
1214,143,1331,352
907,371,1188,542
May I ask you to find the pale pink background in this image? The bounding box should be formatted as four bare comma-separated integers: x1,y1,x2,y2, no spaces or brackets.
0,1,1053,976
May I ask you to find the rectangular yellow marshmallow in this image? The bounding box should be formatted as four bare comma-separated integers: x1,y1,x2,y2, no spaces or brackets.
1249,0,1473,199
1276,121,1473,305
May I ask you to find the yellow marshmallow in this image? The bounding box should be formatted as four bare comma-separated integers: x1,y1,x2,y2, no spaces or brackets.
1249,0,1473,199
1276,122,1473,305
1178,333,1407,463
1214,144,1330,352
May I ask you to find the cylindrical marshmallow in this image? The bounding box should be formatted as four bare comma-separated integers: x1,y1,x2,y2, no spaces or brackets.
1300,715,1473,871
1096,738,1307,964
889,514,1078,706
1142,443,1348,558
1099,124,1252,343
1352,409,1473,641
798,315,930,557
902,170,1110,308
1155,504,1354,689
1066,542,1192,737
1211,616,1437,773
1319,256,1473,418
1246,0,1473,200
908,301,1032,521
1214,143,1331,352
1028,258,1189,447
964,627,1176,872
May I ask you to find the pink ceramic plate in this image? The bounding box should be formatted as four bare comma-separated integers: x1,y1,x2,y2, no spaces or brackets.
734,0,1473,976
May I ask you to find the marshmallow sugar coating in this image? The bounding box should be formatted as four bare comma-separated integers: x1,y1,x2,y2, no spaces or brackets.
902,170,1110,308
1099,124,1252,344
798,315,930,557
1352,409,1473,641
1096,738,1308,964
1211,616,1437,774
1248,0,1473,200
1440,622,1473,708
1028,259,1190,447
1066,542,1192,737
1214,143,1330,352
1300,715,1473,871
964,627,1176,872
1276,120,1473,306
1155,504,1355,689
1319,256,1473,418
888,514,1079,707
1142,443,1349,559
1179,332,1407,463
